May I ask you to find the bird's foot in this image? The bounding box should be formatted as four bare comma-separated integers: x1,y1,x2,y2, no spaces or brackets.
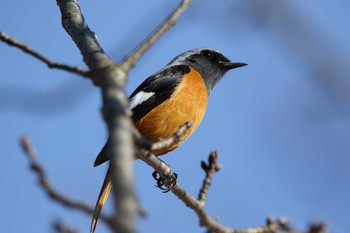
152,170,178,193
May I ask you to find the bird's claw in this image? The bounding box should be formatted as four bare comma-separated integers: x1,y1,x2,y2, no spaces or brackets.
152,170,178,193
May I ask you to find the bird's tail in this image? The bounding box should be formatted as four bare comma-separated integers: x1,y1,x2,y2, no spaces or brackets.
90,166,112,233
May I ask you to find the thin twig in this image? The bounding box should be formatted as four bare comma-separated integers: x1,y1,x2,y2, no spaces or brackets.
19,135,111,225
0,32,90,77
121,0,192,71
53,221,80,233
133,121,192,155
151,121,192,153
198,151,221,204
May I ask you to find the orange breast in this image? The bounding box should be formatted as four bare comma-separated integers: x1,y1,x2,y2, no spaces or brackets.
135,67,208,155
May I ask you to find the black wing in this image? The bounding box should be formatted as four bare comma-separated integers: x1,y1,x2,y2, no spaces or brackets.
93,65,190,167
130,65,190,123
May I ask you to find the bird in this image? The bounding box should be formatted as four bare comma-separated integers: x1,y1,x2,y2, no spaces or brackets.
91,48,246,232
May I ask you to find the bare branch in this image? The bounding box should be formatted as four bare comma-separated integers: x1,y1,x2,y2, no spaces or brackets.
55,1,138,232
56,1,112,72
122,0,192,71
137,150,299,233
133,120,192,156
19,135,111,225
0,31,90,77
136,150,224,232
134,121,192,155
151,121,192,153
198,151,221,204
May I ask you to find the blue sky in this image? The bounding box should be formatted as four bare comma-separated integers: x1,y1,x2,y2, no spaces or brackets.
1,1,349,233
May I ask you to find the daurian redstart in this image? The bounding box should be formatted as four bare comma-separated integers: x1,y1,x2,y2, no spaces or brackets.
91,48,246,232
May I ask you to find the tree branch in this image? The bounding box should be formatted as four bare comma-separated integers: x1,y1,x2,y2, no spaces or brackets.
151,121,192,153
0,32,90,77
133,121,193,155
136,150,229,232
19,135,111,225
198,151,221,204
137,149,298,233
56,1,111,72
55,1,138,232
121,0,192,71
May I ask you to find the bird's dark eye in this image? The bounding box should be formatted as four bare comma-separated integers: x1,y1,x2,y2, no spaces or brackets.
201,50,214,59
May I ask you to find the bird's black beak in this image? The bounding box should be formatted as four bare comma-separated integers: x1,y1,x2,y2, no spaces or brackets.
223,62,248,70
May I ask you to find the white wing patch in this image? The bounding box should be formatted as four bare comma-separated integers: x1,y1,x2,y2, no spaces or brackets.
129,91,155,110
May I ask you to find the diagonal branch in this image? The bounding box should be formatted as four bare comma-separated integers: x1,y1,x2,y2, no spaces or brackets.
56,0,112,72
137,149,295,233
19,135,111,225
121,0,192,71
151,121,192,153
0,32,90,77
133,121,193,155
